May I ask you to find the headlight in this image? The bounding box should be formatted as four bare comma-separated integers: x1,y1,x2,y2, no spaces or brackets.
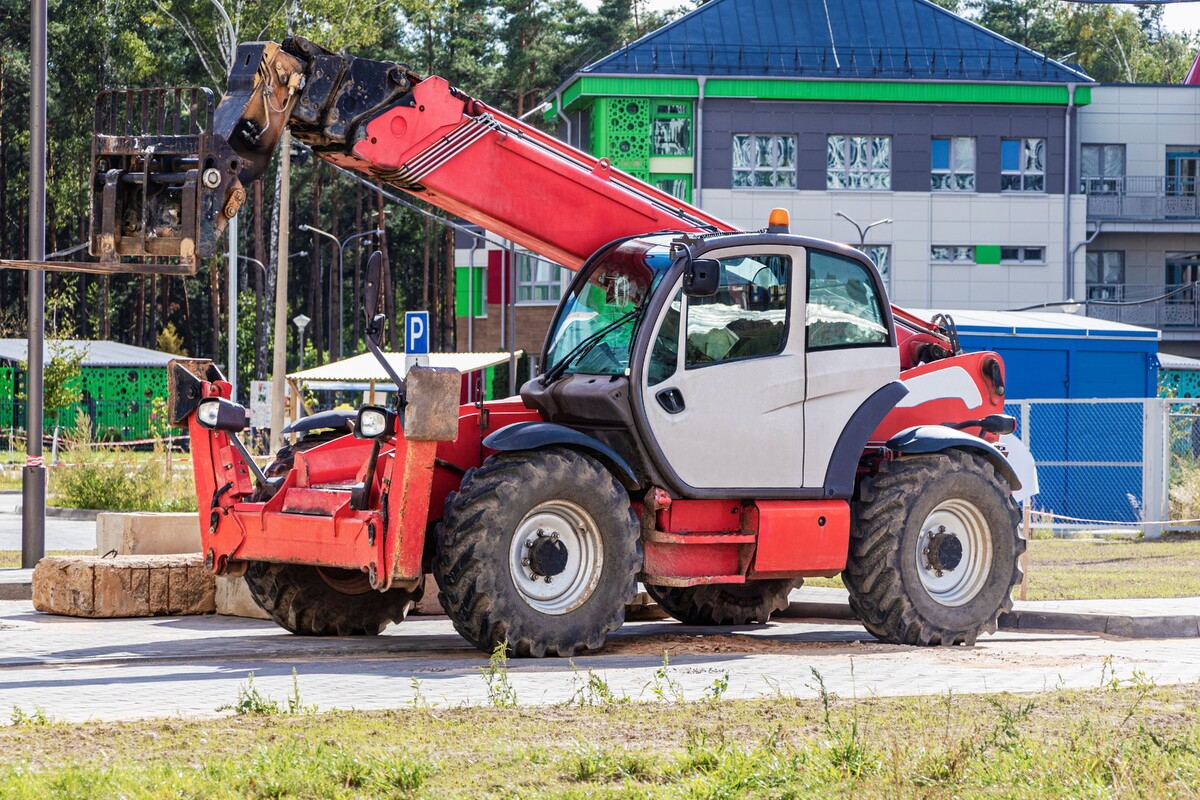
196,397,249,432
356,406,396,440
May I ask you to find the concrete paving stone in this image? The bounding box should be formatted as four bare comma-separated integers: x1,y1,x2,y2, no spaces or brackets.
3,597,1200,724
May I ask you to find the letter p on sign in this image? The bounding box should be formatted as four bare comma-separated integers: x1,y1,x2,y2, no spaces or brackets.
405,311,429,355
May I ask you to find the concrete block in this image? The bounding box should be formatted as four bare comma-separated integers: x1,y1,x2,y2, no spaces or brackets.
96,512,202,556
215,574,270,620
413,576,443,616
32,555,215,618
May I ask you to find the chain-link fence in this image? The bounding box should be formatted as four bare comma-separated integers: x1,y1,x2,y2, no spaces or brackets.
1006,398,1169,536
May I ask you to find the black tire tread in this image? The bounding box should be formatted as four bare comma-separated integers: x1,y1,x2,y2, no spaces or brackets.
244,562,418,636
433,447,640,658
844,450,1025,646
644,579,797,626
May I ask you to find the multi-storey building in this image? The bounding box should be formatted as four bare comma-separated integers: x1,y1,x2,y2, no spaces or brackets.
454,0,1199,360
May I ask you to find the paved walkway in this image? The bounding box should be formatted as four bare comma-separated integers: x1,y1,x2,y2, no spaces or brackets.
0,492,98,552
3,594,1199,724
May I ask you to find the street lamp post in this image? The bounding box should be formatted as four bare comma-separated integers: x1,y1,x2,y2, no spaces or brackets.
293,314,311,371
299,225,384,359
835,210,893,248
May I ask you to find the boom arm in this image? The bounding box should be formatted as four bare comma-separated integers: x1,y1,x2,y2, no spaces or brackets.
90,37,953,356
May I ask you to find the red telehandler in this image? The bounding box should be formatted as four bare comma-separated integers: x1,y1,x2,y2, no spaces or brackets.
92,39,1028,656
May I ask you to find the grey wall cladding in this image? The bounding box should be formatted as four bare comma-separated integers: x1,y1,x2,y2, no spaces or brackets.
702,99,1068,194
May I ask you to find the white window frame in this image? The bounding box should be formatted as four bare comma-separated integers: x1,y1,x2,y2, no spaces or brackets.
931,246,975,264
515,251,570,305
931,136,976,192
732,134,797,189
1000,246,1046,265
827,135,892,191
1001,138,1046,193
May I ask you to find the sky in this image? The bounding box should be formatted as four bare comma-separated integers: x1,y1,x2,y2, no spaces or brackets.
1162,2,1200,35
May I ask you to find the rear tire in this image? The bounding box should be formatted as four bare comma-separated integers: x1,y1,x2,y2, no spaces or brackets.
433,447,640,658
644,579,797,625
845,450,1023,646
244,562,419,636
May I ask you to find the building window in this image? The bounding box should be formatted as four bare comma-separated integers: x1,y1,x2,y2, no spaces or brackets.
652,104,691,156
1080,144,1125,193
828,135,891,190
732,134,796,188
1086,251,1124,300
516,251,568,304
931,137,975,191
931,246,975,264
655,174,691,202
1001,138,1045,192
1000,247,1045,264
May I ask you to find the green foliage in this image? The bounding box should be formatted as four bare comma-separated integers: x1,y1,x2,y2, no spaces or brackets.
565,661,628,706
217,669,317,716
48,411,197,512
9,706,51,727
480,640,518,708
155,323,187,356
645,651,685,703
961,0,1196,82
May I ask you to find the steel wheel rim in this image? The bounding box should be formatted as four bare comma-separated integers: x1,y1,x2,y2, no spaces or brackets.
915,498,993,607
508,499,604,615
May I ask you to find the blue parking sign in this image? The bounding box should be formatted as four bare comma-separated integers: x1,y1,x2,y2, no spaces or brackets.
405,311,430,355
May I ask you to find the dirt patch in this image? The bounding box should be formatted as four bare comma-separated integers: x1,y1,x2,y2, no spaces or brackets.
601,632,903,657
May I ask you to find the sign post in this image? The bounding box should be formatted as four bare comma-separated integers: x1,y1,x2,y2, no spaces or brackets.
404,311,430,375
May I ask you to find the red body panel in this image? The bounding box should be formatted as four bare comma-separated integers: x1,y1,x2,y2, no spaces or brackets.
749,500,849,578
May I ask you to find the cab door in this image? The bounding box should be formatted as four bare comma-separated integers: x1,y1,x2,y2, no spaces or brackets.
638,245,807,491
802,248,899,486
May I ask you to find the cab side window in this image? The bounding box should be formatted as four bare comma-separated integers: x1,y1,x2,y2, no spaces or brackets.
806,250,889,351
685,255,790,368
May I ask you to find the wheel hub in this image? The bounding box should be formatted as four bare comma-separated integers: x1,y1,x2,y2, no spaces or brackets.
508,501,605,615
923,526,963,576
527,534,569,578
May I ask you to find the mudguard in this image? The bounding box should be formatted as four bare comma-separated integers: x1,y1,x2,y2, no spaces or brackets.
887,425,1022,492
483,421,639,490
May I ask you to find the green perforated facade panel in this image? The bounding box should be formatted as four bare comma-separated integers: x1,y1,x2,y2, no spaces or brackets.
0,365,168,441
591,97,652,178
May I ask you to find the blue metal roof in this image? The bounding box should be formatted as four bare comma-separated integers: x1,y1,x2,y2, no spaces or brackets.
582,0,1091,83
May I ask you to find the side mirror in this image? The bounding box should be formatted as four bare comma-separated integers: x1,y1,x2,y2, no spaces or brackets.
364,250,384,321
364,251,385,340
683,258,720,297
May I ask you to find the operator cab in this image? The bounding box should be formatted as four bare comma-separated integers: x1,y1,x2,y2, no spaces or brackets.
522,213,902,500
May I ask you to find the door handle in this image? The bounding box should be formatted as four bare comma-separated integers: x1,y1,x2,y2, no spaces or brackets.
656,388,685,414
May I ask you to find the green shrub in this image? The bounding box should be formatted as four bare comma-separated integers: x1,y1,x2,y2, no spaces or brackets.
47,412,196,513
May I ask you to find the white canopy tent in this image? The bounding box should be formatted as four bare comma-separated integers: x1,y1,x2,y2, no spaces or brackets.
284,351,521,420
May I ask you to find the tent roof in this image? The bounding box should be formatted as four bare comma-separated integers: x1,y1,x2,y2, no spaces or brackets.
907,309,1160,340
288,351,519,383
578,0,1091,83
0,339,173,368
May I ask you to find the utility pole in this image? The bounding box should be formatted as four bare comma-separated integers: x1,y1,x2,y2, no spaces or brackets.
270,128,292,453
227,215,239,402
22,0,47,569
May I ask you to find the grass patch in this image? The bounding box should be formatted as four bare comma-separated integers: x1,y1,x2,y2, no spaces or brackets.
0,550,93,569
0,681,1197,797
807,537,1200,600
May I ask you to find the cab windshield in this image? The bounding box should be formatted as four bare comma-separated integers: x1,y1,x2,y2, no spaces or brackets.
544,238,673,379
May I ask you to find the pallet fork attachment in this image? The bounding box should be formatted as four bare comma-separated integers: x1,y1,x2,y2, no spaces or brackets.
0,42,304,276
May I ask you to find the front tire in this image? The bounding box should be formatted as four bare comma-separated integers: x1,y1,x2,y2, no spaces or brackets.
244,562,418,636
644,579,797,626
433,447,640,658
845,450,1023,646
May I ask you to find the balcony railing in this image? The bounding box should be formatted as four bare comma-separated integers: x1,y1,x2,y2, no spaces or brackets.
1085,283,1200,329
1080,176,1200,221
